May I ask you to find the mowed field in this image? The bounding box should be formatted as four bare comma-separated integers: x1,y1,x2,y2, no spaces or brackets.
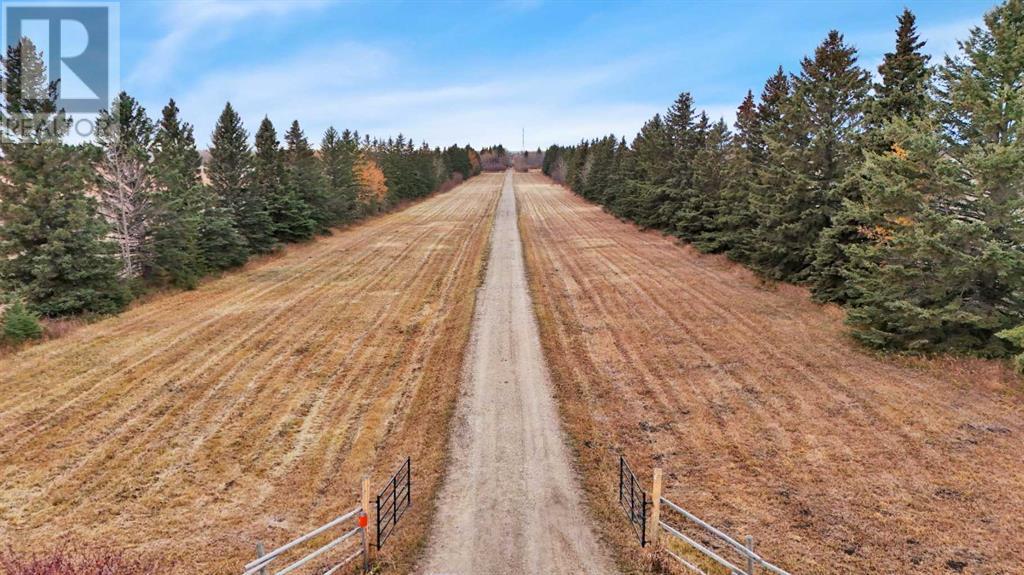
515,171,1024,574
0,174,501,573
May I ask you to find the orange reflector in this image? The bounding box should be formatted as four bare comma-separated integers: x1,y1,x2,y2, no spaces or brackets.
359,513,368,528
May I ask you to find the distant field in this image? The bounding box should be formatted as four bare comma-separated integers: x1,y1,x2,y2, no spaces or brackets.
0,174,501,573
515,171,1024,574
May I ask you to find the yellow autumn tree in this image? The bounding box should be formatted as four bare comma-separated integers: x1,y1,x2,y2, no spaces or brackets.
355,155,388,213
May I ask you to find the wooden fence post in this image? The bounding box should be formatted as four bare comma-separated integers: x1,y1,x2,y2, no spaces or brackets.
746,534,756,575
361,476,372,572
649,468,663,548
256,542,267,575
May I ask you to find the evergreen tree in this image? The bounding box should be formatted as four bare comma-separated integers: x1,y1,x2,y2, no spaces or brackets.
579,136,617,204
152,99,247,275
604,137,632,216
759,33,870,282
257,118,315,242
3,300,43,343
749,67,808,277
443,144,473,180
655,93,703,231
717,91,763,261
813,12,933,301
626,114,673,228
209,103,274,253
841,118,1017,354
150,99,204,287
688,118,732,252
0,38,128,316
872,8,932,126
283,120,328,232
929,0,1024,352
321,127,360,223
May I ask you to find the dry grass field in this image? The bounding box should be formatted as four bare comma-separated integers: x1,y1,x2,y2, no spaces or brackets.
0,174,502,574
515,171,1024,575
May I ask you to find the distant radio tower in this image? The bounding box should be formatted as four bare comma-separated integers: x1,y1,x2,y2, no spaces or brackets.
522,127,525,153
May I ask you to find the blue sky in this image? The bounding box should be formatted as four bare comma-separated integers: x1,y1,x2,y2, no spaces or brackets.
117,0,995,150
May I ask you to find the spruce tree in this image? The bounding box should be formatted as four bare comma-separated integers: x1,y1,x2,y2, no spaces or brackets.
283,120,328,232
717,91,763,262
579,136,617,204
443,143,473,180
605,137,633,217
813,12,933,302
0,38,128,316
655,93,702,231
872,8,932,125
840,118,1013,354
3,300,43,343
152,99,247,275
627,114,673,228
749,66,809,278
931,0,1024,352
321,127,360,223
688,118,732,252
257,118,314,242
209,103,274,253
758,33,870,282
150,99,203,287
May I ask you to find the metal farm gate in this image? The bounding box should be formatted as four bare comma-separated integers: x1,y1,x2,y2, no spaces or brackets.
376,456,412,551
241,457,413,574
618,455,649,547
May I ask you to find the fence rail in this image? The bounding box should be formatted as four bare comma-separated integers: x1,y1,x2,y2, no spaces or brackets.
618,455,648,547
656,495,792,575
242,505,367,575
241,458,413,575
376,457,412,550
614,460,794,575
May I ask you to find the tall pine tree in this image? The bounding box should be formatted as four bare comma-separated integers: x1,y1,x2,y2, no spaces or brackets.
256,117,315,242
152,99,247,275
813,10,933,302
283,120,329,233
0,38,127,316
758,33,870,282
208,103,274,253
321,127,360,224
717,91,763,262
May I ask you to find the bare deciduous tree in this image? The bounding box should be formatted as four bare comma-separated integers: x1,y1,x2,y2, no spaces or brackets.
95,92,155,279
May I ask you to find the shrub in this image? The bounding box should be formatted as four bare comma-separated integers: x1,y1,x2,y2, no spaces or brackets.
2,302,43,344
0,547,169,575
996,325,1024,373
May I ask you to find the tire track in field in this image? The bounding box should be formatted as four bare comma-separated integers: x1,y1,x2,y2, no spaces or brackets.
514,171,1024,575
0,174,502,574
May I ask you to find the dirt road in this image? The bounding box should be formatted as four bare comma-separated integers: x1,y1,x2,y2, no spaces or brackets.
420,172,614,575
0,174,501,573
515,171,1024,574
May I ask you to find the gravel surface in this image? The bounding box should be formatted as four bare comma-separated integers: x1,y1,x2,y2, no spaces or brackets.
420,171,615,575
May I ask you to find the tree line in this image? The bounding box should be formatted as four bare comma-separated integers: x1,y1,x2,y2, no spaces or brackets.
544,0,1024,365
0,38,481,342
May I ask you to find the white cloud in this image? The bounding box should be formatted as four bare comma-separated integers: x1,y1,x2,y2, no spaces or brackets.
169,43,665,149
128,0,329,90
919,17,981,61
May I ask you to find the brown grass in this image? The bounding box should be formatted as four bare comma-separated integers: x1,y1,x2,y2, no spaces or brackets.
0,546,171,575
515,171,1024,575
0,174,503,574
